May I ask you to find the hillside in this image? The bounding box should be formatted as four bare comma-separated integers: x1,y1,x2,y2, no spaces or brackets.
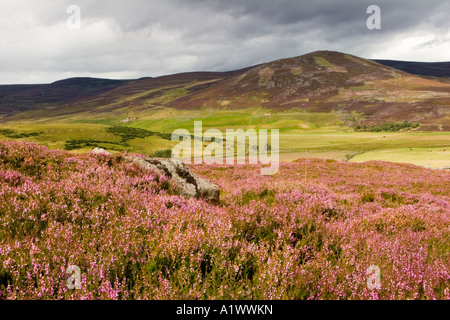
1,51,449,130
0,140,449,299
0,78,130,115
0,71,246,120
167,51,450,129
374,60,450,78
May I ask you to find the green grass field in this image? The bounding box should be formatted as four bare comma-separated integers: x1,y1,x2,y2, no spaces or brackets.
1,108,449,168
278,131,450,165
350,146,450,168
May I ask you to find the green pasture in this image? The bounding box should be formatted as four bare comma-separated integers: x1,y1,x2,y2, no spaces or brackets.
1,109,449,168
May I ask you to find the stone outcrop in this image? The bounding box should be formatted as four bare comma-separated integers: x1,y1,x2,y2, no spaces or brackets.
92,147,112,156
92,148,220,203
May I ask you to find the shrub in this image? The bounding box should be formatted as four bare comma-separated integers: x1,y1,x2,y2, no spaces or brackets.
355,121,420,132
149,149,172,158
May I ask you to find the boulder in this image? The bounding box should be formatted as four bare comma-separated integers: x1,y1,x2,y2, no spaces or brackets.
125,156,220,204
92,147,112,156
91,148,220,203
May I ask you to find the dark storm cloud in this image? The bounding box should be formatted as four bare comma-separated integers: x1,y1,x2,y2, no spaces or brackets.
0,0,449,84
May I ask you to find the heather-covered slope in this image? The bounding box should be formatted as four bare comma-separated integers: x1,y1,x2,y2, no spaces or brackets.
0,140,449,299
1,51,449,129
0,78,130,115
0,71,245,119
375,60,450,78
168,51,450,129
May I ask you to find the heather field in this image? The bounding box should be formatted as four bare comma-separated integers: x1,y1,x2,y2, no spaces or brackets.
0,140,449,300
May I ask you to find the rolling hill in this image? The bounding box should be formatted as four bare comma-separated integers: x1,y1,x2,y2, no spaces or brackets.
1,51,449,130
162,51,450,130
374,60,450,78
0,78,130,115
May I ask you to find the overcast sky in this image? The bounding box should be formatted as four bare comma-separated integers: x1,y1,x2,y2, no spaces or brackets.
0,0,449,84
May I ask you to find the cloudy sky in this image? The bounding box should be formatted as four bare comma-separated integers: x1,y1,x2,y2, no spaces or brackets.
1,0,449,84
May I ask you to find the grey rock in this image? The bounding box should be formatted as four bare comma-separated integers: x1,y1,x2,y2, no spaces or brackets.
91,147,220,203
92,147,112,155
124,155,220,204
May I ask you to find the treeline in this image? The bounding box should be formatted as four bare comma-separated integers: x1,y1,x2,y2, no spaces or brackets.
64,126,175,151
0,129,41,139
355,121,419,132
106,126,172,142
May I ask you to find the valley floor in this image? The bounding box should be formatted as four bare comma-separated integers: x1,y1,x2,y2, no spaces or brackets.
1,120,449,168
